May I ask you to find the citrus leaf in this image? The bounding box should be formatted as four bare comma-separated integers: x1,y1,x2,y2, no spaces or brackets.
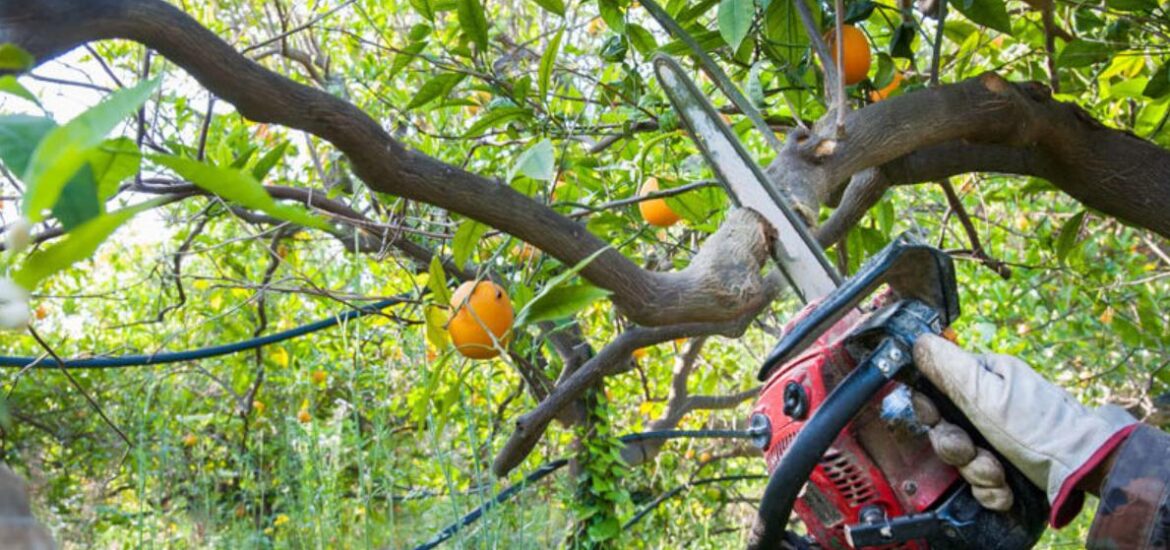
0,44,34,71
507,139,554,182
626,24,658,56
514,246,610,325
1058,40,1111,68
717,0,753,51
22,76,161,222
427,255,452,304
533,0,565,16
51,168,102,230
0,75,38,106
517,283,610,325
1143,61,1170,99
1106,0,1157,11
598,0,625,32
538,28,564,101
88,137,141,200
464,106,530,137
425,305,450,349
151,154,331,231
13,198,163,289
452,219,488,266
763,0,812,68
0,115,55,176
457,0,490,50
390,40,428,80
952,0,1011,35
251,141,290,182
407,73,466,110
1054,210,1086,263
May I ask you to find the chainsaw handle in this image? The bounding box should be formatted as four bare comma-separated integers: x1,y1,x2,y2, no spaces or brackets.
757,233,959,381
748,338,910,550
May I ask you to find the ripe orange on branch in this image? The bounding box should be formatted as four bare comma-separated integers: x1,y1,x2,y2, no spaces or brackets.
826,25,872,86
638,177,681,228
447,281,514,359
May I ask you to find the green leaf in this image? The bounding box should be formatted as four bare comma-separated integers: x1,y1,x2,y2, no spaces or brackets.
519,284,610,324
151,154,331,231
50,168,102,230
0,44,34,71
0,115,55,176
0,75,38,106
13,199,162,289
600,35,628,63
424,305,450,349
514,246,610,325
411,0,435,20
508,139,554,182
717,0,754,51
598,0,625,32
533,0,565,16
1105,0,1157,11
22,76,161,222
464,106,530,137
626,24,658,56
1143,61,1170,99
88,137,141,200
951,0,1011,35
407,73,466,110
251,141,290,182
390,40,428,80
890,21,916,60
457,0,490,50
538,28,564,101
427,255,452,304
1058,40,1111,68
1054,210,1086,263
451,219,489,267
763,0,812,68
844,0,876,24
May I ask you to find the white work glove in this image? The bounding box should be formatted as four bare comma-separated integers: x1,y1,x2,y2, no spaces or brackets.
913,334,1139,527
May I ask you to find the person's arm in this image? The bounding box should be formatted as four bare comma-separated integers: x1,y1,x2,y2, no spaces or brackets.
912,335,1170,548
1084,424,1170,549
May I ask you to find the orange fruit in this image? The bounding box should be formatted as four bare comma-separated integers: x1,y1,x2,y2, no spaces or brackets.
632,347,647,360
297,409,312,423
826,25,872,86
252,400,266,415
182,433,198,447
868,72,903,102
699,451,712,463
33,305,47,320
310,370,328,385
637,178,681,228
447,281,514,359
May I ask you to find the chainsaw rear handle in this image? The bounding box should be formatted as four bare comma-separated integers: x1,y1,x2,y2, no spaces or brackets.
747,302,934,550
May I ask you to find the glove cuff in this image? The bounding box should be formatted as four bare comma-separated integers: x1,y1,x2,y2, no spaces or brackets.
1048,423,1139,528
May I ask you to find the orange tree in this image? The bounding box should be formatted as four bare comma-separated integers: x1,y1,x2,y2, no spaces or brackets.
0,0,1167,547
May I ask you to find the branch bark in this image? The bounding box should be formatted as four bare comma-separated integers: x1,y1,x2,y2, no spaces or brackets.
0,0,776,327
768,74,1170,239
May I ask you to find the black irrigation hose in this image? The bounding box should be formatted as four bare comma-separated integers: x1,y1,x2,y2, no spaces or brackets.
413,459,571,550
413,428,763,549
622,474,767,531
0,294,414,369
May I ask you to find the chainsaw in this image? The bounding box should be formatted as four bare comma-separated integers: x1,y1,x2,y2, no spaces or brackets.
649,39,1050,549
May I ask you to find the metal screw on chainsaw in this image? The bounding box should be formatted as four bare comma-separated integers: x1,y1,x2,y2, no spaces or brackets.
902,480,918,496
889,348,903,362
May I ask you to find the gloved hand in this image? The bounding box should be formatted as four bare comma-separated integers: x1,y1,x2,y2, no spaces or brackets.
912,334,1140,527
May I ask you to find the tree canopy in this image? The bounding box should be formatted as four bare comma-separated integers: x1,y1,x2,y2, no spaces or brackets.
0,0,1167,547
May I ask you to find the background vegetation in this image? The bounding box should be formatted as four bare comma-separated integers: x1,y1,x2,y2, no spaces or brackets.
0,0,1168,548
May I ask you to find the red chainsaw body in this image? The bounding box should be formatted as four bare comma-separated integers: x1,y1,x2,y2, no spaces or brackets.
752,306,960,549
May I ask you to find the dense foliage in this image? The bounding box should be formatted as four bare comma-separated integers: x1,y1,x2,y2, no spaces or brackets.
0,0,1168,548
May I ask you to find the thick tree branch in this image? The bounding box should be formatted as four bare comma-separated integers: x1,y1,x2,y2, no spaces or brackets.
768,74,1170,239
0,0,775,327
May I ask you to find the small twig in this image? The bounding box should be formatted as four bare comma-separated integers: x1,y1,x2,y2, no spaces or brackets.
195,95,216,161
796,0,840,95
834,0,847,137
938,180,1011,279
28,326,131,447
241,0,357,54
930,0,948,86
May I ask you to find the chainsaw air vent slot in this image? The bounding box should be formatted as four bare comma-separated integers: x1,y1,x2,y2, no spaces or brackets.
821,450,878,508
